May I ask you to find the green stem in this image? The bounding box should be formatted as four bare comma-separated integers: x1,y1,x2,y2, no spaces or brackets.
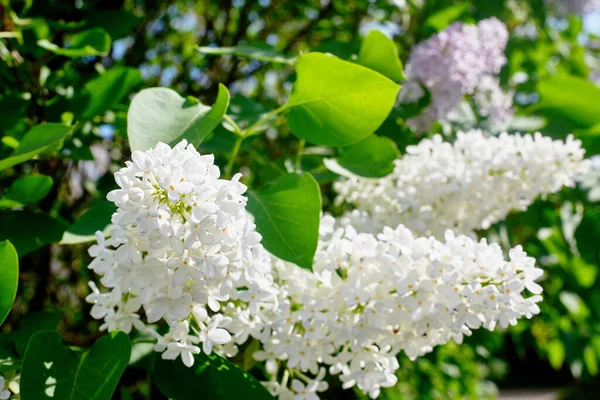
222,114,244,137
245,103,290,136
294,139,305,172
225,135,244,179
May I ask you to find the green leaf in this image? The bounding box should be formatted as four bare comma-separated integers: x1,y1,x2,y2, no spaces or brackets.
559,291,590,322
4,175,53,205
12,311,61,356
333,135,399,178
286,53,400,147
532,74,600,130
60,202,116,245
571,257,597,288
0,123,73,171
21,331,131,400
153,352,273,400
85,11,141,40
547,340,566,370
74,67,143,119
0,241,18,326
0,211,68,256
357,30,405,82
128,84,230,151
247,173,321,270
37,28,112,57
198,43,293,64
584,345,599,375
423,3,470,32
0,333,20,373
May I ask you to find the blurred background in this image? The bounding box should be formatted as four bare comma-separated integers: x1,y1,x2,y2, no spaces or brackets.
2,0,600,399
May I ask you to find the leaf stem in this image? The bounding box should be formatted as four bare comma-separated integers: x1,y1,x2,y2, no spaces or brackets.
245,103,290,136
222,114,244,137
294,139,305,172
225,135,244,179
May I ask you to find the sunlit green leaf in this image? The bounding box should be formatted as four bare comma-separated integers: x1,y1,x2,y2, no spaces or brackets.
286,53,400,147
357,30,405,82
333,135,399,178
0,241,18,326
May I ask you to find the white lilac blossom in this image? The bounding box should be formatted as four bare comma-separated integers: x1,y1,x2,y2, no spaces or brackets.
256,216,543,399
0,373,18,400
334,131,590,238
401,18,512,131
86,140,278,367
545,0,600,15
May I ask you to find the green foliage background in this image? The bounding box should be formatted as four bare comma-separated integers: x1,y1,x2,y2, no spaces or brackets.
2,0,600,399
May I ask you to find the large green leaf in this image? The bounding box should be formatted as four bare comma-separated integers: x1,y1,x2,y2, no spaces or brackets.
286,53,400,147
37,27,112,57
357,30,405,82
12,311,61,356
60,202,116,245
74,67,143,119
21,331,131,400
0,211,68,256
532,74,600,130
128,84,230,151
0,123,72,171
0,241,18,326
247,173,321,270
153,352,273,400
198,43,293,64
3,175,53,206
330,135,399,178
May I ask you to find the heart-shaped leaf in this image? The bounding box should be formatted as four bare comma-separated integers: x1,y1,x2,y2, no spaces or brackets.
60,202,116,245
128,84,230,151
286,53,400,147
0,211,68,256
328,135,399,178
153,352,273,400
0,241,18,326
21,331,131,400
4,175,53,206
247,173,321,269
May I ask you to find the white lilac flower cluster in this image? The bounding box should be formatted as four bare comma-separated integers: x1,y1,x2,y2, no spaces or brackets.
400,18,512,132
334,131,590,238
545,0,600,15
256,216,543,399
86,140,278,367
0,373,18,400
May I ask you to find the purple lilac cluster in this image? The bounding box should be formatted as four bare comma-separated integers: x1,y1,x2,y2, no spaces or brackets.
401,18,512,132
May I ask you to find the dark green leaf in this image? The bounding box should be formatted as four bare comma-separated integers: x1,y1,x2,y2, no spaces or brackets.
247,173,321,269
0,241,18,326
334,135,399,178
85,11,141,40
153,352,273,400
0,124,73,171
198,43,293,64
0,333,20,373
74,67,143,119
286,53,400,147
37,28,112,57
357,30,405,82
21,331,131,400
128,84,230,151
60,202,116,245
4,175,53,205
0,211,68,256
12,311,61,356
